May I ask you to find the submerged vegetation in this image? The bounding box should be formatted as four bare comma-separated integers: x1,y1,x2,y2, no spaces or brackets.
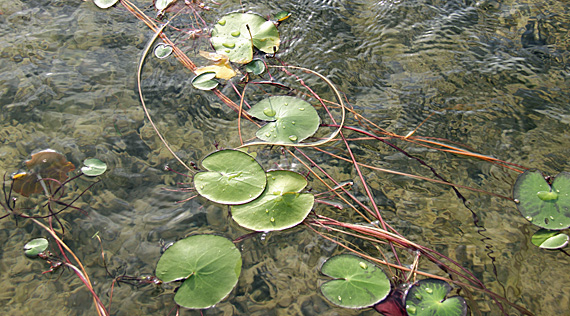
1,0,568,315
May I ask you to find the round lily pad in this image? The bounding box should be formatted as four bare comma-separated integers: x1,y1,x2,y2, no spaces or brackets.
194,150,267,205
513,170,570,230
245,59,266,75
231,170,314,231
404,278,468,316
320,254,391,309
81,158,107,177
247,96,320,144
24,238,49,258
93,0,119,9
154,43,173,59
155,235,242,309
531,228,569,249
211,12,280,64
192,72,219,90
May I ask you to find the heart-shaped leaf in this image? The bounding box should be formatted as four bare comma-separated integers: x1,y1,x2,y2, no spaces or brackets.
248,96,320,144
93,0,119,9
191,72,219,90
81,158,107,177
320,254,391,309
244,59,266,75
24,238,49,258
211,13,280,64
231,170,314,231
154,0,176,10
155,235,242,309
12,149,75,197
154,43,173,59
404,279,467,316
194,150,266,205
513,170,570,230
531,228,569,249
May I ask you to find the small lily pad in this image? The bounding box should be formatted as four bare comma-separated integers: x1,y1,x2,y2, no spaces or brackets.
513,170,570,230
155,235,242,309
154,43,173,59
274,11,291,22
194,150,267,205
531,229,569,249
93,0,119,9
211,13,280,64
231,170,314,231
192,72,219,90
244,59,266,75
24,238,49,258
154,0,176,11
320,254,391,309
81,158,107,177
404,278,468,316
247,96,320,144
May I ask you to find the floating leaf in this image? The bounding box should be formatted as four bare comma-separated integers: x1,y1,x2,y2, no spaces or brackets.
194,150,266,205
24,238,49,258
244,59,266,75
154,43,173,59
274,11,291,22
211,13,280,64
81,158,107,177
513,170,570,230
12,149,75,197
155,235,242,309
231,170,314,231
531,228,569,249
248,96,320,144
320,254,391,309
404,279,468,316
191,72,219,90
93,0,119,9
154,0,176,11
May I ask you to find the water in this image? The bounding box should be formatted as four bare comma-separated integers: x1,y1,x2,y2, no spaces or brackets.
1,0,569,315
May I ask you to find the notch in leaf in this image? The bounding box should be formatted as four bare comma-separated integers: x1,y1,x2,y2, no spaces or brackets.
192,72,219,90
404,278,467,316
531,228,569,249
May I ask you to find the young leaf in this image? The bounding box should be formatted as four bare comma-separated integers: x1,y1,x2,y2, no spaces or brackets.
24,238,49,258
191,72,219,90
81,158,107,177
531,229,569,249
404,279,468,316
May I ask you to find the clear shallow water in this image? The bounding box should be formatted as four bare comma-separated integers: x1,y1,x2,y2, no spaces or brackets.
0,0,569,315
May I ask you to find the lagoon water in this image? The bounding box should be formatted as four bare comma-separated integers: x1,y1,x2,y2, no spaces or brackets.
1,0,569,315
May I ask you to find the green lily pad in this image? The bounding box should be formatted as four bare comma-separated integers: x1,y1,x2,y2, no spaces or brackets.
231,170,314,231
192,72,219,90
247,96,320,144
81,158,107,177
531,228,569,249
245,59,266,75
155,235,242,309
154,43,173,59
274,11,291,22
93,0,119,9
319,254,391,309
513,170,570,230
404,278,467,316
194,150,266,205
24,238,49,258
211,13,280,64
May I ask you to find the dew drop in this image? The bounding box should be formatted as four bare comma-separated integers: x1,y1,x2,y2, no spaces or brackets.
249,194,252,198
199,185,204,190
359,262,368,269
265,209,269,213
337,296,342,301
299,107,305,111
289,135,298,142
231,30,240,37
270,217,275,222
406,305,417,315
525,216,533,221
265,132,271,137
549,216,555,220
263,108,276,116
225,49,230,53
291,121,295,125
425,287,433,294
284,103,288,106
223,42,235,48
514,199,520,204
415,293,422,300
218,19,226,25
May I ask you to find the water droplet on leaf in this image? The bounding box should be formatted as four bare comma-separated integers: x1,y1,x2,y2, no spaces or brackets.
288,135,298,141
270,217,275,222
218,19,226,25
231,30,240,36
425,287,433,294
223,42,235,48
406,305,417,314
263,108,276,116
359,262,368,269
299,107,305,111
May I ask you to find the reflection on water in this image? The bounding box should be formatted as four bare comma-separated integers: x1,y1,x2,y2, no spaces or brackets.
1,0,569,315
